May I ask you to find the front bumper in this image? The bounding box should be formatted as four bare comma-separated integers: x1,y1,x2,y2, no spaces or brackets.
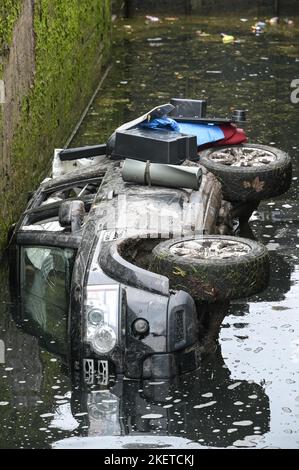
82,342,201,385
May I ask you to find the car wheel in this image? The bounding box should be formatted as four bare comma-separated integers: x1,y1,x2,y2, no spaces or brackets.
198,144,292,202
150,235,270,302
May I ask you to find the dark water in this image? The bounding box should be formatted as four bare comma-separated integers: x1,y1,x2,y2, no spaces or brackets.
0,15,299,449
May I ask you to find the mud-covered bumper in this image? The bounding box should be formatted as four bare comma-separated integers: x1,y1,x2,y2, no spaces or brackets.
82,342,201,385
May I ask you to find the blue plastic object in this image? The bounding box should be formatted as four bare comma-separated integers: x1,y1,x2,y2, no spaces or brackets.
140,117,224,146
141,117,180,132
177,122,224,146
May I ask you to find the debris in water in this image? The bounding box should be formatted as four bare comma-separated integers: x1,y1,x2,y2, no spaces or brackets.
196,30,210,37
268,17,279,25
221,33,235,44
284,18,294,26
251,21,266,35
147,37,162,42
145,15,160,23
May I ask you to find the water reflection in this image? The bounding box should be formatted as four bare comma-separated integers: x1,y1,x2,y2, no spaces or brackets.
64,349,270,449
4,321,43,409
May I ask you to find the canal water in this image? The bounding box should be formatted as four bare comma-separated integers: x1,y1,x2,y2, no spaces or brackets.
0,14,298,449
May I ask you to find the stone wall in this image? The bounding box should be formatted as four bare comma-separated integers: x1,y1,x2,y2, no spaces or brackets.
0,0,111,249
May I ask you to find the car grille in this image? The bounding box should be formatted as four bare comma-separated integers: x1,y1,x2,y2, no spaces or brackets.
83,358,113,386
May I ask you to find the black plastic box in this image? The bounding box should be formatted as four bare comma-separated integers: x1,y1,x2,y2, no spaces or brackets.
111,127,197,164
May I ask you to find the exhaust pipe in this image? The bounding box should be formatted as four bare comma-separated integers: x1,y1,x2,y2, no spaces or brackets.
122,159,202,190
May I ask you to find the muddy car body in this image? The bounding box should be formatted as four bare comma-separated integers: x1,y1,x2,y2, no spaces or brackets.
8,102,292,382
9,157,218,381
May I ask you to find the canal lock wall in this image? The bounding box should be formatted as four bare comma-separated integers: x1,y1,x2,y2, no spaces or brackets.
0,0,111,250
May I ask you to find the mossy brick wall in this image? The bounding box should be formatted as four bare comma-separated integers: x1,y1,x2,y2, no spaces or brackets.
0,1,23,55
0,0,111,250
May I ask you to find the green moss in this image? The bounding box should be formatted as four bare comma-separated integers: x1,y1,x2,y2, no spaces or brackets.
0,0,111,249
0,0,23,60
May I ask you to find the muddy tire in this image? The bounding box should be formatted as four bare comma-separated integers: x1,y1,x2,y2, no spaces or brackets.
199,144,292,202
151,235,269,302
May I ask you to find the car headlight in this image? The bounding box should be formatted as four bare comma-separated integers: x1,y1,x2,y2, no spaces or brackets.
88,308,105,326
92,325,117,354
85,284,119,355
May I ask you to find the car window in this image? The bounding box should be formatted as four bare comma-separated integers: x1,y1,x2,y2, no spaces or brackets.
21,218,66,232
20,246,76,351
21,177,103,232
41,178,103,206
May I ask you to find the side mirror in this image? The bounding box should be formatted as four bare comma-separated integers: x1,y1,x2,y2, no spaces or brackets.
59,200,85,232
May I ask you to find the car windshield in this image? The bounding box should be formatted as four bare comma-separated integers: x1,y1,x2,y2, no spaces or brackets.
20,245,76,352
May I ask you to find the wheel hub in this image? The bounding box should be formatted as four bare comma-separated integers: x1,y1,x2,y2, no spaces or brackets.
170,239,251,260
210,147,276,167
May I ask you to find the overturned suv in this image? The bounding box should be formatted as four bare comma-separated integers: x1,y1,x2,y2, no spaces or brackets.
8,100,292,384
